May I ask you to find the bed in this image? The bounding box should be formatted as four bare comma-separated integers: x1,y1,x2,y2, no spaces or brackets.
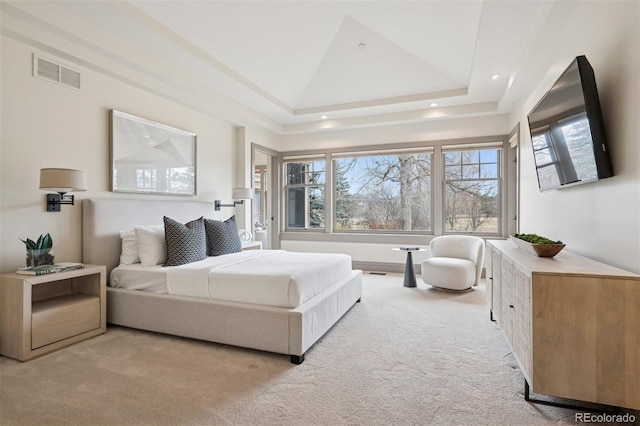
82,198,363,364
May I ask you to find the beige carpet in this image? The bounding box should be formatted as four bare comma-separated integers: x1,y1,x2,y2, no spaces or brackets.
1,273,635,425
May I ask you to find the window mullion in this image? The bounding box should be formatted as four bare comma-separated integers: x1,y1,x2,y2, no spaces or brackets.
433,145,444,235
325,152,332,234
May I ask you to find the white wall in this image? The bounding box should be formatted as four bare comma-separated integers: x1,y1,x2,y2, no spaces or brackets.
0,37,241,273
282,240,430,267
510,1,640,273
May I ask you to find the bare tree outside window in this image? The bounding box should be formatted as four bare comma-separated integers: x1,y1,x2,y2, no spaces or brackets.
334,152,432,231
444,149,500,232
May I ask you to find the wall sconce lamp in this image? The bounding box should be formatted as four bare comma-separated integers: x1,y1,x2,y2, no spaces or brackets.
215,187,253,211
39,168,87,212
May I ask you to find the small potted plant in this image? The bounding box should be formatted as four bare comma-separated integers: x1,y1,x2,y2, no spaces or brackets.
21,233,55,268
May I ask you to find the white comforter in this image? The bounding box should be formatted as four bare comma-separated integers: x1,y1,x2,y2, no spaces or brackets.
165,250,352,308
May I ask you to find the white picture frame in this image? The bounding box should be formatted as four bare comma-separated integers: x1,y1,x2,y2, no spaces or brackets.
110,110,197,196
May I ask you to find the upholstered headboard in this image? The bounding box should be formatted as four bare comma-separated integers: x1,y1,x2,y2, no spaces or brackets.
82,198,215,280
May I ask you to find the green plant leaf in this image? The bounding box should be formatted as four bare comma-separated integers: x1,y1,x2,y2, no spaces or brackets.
20,234,53,253
36,234,44,250
19,238,37,250
514,233,562,245
40,233,53,251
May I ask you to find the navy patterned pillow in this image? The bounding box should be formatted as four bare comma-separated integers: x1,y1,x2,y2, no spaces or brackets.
163,216,207,266
204,215,242,256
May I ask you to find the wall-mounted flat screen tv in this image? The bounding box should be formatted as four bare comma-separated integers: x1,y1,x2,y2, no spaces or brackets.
527,55,613,192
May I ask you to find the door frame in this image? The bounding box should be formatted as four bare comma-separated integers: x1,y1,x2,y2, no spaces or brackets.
251,143,281,249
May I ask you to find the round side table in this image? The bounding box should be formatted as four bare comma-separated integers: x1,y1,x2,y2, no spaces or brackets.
392,247,426,288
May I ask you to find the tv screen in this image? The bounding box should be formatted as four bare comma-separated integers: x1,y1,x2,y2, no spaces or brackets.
527,55,613,192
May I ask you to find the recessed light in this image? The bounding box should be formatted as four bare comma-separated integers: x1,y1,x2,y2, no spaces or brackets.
430,103,438,107
358,43,366,49
321,115,328,120
491,73,500,80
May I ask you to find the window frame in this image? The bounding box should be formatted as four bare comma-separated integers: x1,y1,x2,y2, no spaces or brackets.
283,156,327,232
136,168,158,191
441,144,503,236
331,148,434,234
280,137,508,241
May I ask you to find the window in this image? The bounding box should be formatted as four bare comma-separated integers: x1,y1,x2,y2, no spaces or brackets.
254,165,267,227
531,113,598,190
132,167,193,193
136,168,157,190
285,158,325,229
558,114,597,181
333,151,432,231
531,126,561,190
444,148,500,233
282,140,506,237
165,167,193,193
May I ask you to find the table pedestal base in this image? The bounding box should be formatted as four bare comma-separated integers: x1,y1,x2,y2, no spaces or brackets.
403,251,417,288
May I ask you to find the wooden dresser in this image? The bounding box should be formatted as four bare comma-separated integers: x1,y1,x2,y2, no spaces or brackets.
485,240,640,410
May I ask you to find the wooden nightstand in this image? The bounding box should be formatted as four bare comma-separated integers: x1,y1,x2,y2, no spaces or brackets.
0,264,106,361
242,241,262,250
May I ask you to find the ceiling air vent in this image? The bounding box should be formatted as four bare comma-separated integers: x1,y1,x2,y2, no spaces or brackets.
33,54,82,90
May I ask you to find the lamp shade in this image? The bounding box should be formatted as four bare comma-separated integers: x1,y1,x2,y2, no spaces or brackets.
232,187,253,200
39,168,87,193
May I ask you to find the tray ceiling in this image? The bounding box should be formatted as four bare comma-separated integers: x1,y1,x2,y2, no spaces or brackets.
1,1,580,134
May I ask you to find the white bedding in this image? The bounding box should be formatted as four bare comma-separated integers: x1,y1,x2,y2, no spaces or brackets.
110,250,353,308
111,264,169,293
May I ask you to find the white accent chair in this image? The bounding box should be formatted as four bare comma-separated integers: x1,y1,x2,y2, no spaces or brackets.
421,236,485,291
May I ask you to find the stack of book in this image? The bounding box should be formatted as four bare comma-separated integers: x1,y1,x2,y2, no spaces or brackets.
16,262,84,276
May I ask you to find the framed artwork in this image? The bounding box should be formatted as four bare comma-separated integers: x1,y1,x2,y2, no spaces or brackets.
110,110,197,196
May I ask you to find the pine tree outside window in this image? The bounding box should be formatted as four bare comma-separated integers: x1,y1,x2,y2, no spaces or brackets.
285,158,325,230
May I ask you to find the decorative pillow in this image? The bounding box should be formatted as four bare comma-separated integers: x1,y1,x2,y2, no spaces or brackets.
134,224,166,266
163,216,207,266
119,229,140,265
204,216,242,256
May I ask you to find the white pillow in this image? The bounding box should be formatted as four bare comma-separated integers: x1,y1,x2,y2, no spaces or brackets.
134,225,166,266
119,229,140,265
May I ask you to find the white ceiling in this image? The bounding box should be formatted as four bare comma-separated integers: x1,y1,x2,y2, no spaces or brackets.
2,1,580,134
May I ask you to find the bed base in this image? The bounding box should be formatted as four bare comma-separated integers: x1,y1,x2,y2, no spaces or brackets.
107,270,363,363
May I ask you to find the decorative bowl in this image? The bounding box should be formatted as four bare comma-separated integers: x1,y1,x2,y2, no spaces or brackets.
510,236,566,258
